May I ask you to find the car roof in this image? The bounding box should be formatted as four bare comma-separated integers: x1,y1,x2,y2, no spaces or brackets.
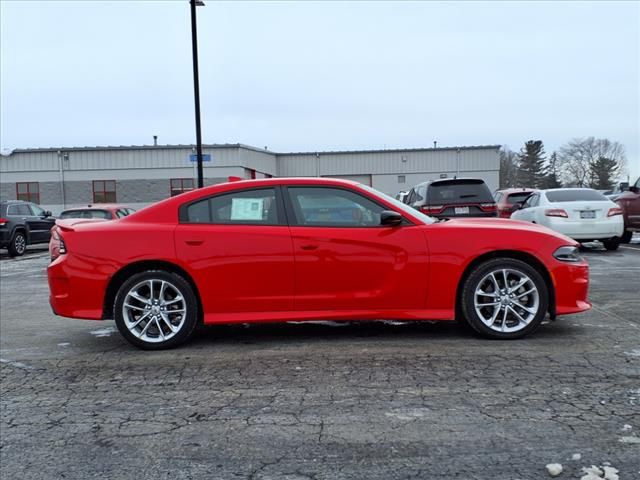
0,199,30,205
412,177,488,188
496,188,536,194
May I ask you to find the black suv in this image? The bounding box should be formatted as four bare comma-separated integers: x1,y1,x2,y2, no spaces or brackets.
404,178,497,218
0,200,56,256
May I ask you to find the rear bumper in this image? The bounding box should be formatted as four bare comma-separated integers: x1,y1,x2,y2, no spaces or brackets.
47,254,111,320
552,259,591,316
548,216,624,240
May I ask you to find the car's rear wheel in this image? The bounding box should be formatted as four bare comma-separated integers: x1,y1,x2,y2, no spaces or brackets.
460,258,548,339
8,231,27,257
620,230,632,244
602,237,620,251
114,270,198,350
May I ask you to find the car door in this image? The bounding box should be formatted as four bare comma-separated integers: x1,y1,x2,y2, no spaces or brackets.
284,186,429,312
174,186,295,315
27,204,55,242
513,194,537,222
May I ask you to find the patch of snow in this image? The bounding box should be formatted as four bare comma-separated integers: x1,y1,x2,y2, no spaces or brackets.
0,358,34,370
580,464,620,480
89,326,117,337
621,424,632,431
57,342,70,347
623,349,640,357
572,453,582,461
385,408,430,421
545,463,563,477
618,435,640,444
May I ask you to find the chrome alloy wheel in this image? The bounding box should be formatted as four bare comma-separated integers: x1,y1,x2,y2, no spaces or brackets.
122,279,187,343
14,234,26,254
474,268,540,333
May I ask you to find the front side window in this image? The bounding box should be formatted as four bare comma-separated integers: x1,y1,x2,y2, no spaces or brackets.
16,182,39,203
184,188,280,225
170,178,194,197
93,180,116,203
29,204,46,216
288,187,384,227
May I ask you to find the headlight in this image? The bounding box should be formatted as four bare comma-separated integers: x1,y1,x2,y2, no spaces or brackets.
553,246,581,262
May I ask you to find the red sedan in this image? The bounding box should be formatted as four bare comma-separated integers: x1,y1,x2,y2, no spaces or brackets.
48,178,590,349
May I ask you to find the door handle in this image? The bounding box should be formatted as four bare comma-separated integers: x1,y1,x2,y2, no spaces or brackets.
300,244,318,251
185,239,204,246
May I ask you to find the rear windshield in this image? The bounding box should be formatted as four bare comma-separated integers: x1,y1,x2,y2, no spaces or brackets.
427,180,493,204
546,190,607,202
507,192,533,204
59,209,111,219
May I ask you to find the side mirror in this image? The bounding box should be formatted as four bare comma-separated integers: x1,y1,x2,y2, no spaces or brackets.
512,203,523,211
44,210,53,217
630,186,639,194
380,210,403,227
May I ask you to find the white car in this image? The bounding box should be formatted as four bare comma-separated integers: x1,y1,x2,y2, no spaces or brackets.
510,188,624,250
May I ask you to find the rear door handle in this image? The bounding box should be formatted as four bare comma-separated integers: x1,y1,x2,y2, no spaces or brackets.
300,244,318,251
185,239,204,246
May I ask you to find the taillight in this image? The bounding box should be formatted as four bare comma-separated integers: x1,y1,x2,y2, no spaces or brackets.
59,237,67,254
420,205,444,215
0,218,7,226
607,207,623,217
545,209,568,218
479,203,497,213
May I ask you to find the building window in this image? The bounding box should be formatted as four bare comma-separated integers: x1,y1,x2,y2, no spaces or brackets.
93,180,116,203
170,178,195,197
245,168,256,179
16,182,40,203
398,175,406,184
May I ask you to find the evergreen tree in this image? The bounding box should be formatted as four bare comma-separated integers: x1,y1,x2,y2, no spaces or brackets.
517,140,546,188
589,156,618,190
540,152,562,189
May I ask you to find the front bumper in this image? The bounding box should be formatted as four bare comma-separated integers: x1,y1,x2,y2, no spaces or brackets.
551,258,591,315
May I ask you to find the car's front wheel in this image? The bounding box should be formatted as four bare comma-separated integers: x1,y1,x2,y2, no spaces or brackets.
8,231,27,257
114,270,198,350
460,258,549,339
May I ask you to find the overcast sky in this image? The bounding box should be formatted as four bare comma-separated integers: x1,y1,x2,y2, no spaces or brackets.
1,0,639,179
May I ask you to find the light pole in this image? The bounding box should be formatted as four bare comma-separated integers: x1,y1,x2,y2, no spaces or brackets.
190,0,205,188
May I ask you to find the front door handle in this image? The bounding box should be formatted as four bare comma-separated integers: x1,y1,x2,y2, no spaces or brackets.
300,244,318,251
185,239,204,246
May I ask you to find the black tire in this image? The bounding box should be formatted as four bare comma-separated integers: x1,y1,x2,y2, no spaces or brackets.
460,258,549,339
7,231,27,257
114,270,198,350
602,237,620,251
620,230,633,244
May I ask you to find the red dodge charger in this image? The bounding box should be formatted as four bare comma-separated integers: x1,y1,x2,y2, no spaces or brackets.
48,178,590,349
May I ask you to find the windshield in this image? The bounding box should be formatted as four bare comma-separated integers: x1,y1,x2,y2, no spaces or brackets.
359,184,436,224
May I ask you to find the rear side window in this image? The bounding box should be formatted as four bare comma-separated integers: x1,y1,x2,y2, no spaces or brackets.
184,188,280,225
427,180,493,204
507,192,532,205
9,204,32,216
546,190,606,202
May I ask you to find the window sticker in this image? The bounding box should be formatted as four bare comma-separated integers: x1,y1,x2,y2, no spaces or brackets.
231,198,264,220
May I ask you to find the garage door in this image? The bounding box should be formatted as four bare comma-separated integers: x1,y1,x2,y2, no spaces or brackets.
322,175,372,186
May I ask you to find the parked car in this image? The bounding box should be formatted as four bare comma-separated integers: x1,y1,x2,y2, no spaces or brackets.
510,188,624,250
58,204,136,220
404,178,497,218
615,177,640,243
395,191,408,203
0,200,56,256
50,205,135,259
48,178,590,350
493,188,536,218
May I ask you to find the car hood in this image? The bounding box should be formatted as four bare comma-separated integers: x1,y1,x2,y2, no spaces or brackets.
435,217,577,244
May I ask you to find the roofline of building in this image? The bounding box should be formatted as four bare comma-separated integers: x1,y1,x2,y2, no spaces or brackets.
3,143,501,156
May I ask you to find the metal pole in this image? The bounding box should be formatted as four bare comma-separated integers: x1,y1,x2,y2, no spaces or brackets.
190,0,204,188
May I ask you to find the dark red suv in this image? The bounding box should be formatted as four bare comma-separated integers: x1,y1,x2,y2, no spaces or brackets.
616,177,640,243
493,188,536,218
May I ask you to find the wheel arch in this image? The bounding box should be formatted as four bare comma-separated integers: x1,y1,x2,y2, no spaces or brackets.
103,260,203,321
455,250,556,320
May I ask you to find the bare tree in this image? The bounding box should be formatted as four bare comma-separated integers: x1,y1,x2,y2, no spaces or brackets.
557,137,627,187
499,147,519,188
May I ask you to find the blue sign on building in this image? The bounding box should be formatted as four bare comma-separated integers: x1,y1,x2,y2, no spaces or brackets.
189,154,212,162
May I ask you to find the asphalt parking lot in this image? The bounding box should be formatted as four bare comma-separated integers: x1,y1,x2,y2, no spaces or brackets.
1,242,639,480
